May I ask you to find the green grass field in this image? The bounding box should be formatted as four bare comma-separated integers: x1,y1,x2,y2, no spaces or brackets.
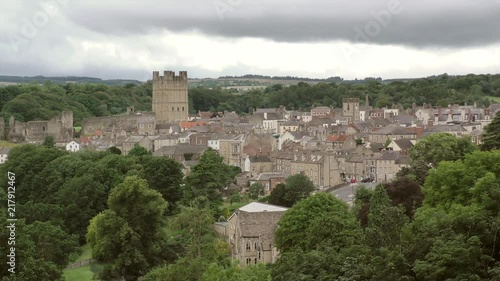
64,244,106,281
0,140,20,148
487,96,500,103
77,244,92,261
64,263,106,281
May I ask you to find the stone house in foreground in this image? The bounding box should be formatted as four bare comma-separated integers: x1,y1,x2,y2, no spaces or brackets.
215,202,288,267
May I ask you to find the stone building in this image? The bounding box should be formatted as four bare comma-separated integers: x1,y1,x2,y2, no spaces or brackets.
216,202,288,267
152,70,189,123
8,111,73,144
343,98,360,122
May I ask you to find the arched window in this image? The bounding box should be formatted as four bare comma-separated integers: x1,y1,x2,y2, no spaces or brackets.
246,242,251,251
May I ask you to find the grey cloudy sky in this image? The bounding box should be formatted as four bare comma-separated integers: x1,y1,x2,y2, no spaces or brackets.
1,0,499,80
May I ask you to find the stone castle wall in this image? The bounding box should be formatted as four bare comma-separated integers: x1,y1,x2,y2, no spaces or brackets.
8,111,74,143
152,71,189,123
81,112,155,136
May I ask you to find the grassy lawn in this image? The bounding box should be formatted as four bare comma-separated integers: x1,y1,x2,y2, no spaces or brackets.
77,244,92,261
0,140,20,148
487,96,500,103
64,244,105,281
64,263,106,281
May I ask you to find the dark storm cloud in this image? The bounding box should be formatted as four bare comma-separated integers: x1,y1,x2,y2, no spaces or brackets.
65,0,500,48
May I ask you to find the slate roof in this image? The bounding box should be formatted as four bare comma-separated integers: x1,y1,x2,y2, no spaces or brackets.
239,202,288,213
393,139,415,150
250,172,287,181
378,151,401,161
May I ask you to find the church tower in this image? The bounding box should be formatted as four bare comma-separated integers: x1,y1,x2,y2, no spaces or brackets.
342,97,360,122
152,70,189,123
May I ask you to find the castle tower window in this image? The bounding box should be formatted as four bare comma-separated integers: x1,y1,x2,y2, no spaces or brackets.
246,242,251,250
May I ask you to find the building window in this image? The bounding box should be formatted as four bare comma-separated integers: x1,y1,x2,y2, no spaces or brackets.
246,258,251,265
182,107,185,111
172,107,174,111
254,258,258,264
177,107,180,111
246,242,251,251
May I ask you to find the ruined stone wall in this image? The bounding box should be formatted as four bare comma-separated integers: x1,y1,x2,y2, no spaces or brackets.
152,71,189,123
24,111,74,143
81,112,155,136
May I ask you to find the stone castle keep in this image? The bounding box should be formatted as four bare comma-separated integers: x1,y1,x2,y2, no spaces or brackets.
80,70,188,137
1,70,189,142
152,71,189,123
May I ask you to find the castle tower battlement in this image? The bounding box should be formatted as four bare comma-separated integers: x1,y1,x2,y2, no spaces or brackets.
152,70,189,123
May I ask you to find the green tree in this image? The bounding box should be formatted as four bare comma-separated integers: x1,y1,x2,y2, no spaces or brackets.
140,206,230,281
24,221,80,268
481,112,500,151
413,235,486,281
203,262,271,281
269,174,315,207
42,136,55,148
128,144,151,156
275,193,361,253
410,133,477,168
107,146,122,155
141,156,184,213
185,149,234,203
268,183,287,206
248,183,265,199
365,185,409,249
87,176,169,280
384,177,423,218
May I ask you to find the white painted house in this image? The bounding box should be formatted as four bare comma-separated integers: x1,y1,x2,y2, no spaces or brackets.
66,141,80,152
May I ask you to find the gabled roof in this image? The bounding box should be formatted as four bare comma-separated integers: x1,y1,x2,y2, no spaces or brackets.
393,139,415,150
378,151,401,161
239,202,288,213
124,135,145,143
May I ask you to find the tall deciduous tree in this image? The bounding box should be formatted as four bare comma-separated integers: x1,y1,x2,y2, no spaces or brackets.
481,111,500,151
185,149,234,203
141,156,184,213
410,133,477,168
87,176,170,280
275,193,361,253
269,174,315,207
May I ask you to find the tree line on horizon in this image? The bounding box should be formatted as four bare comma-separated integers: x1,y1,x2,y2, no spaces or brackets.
1,73,499,127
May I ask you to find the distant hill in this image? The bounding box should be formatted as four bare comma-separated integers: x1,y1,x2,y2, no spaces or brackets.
0,75,143,86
